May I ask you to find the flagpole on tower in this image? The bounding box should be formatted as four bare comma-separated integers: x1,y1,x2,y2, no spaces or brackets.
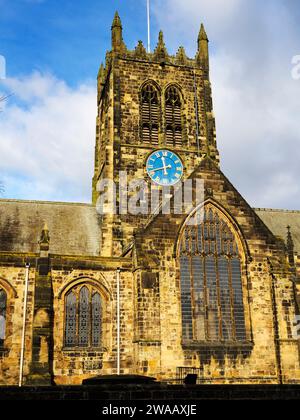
147,0,151,53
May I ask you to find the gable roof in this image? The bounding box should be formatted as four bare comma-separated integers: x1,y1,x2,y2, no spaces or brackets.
0,199,101,256
133,158,300,262
255,208,300,254
0,197,299,258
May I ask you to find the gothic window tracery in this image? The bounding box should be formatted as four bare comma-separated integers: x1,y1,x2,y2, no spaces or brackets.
179,205,247,343
64,284,102,348
141,83,160,145
165,86,183,147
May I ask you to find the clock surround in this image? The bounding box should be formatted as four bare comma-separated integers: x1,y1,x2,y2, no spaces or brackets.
146,149,184,186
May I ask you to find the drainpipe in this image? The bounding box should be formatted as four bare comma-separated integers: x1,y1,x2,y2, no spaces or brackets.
116,268,121,375
19,262,30,387
268,258,283,384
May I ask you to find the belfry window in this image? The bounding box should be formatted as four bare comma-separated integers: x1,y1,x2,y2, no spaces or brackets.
141,83,159,145
165,86,182,147
0,288,7,347
65,285,102,348
179,205,247,343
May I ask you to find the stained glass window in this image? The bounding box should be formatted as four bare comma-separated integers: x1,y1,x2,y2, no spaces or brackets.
65,292,76,347
79,287,90,347
92,293,102,347
165,86,182,147
0,288,6,346
64,285,102,348
141,83,159,145
179,205,247,343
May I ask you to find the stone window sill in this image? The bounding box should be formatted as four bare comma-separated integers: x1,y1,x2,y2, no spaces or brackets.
181,340,254,351
62,347,107,354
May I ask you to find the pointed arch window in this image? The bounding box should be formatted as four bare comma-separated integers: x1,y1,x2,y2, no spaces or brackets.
165,86,183,147
179,205,247,343
64,285,102,348
0,288,7,347
141,83,160,145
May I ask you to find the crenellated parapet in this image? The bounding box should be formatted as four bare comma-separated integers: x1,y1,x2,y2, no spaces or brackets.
97,12,210,99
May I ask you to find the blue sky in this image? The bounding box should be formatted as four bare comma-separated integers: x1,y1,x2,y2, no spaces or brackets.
0,0,300,209
0,0,151,85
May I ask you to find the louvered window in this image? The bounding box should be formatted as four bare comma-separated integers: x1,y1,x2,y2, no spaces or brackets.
64,285,102,348
141,84,159,145
165,86,182,147
179,205,247,343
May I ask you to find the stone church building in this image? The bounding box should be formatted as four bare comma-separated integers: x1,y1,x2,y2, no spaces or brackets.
0,13,300,386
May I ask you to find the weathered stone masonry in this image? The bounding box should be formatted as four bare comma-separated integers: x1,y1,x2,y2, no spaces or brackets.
0,12,300,385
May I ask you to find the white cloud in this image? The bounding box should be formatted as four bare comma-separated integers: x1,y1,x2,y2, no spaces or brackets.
0,72,96,202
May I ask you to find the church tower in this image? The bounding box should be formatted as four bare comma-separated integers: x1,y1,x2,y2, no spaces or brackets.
92,12,219,257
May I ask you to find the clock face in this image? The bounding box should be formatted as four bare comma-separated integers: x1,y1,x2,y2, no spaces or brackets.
146,150,184,186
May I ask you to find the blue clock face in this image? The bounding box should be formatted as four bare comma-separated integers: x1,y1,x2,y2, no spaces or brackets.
146,150,184,186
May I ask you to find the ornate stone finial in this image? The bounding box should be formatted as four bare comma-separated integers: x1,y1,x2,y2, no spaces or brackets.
198,23,208,44
111,11,126,52
158,30,164,44
134,40,147,59
287,225,294,247
112,11,122,29
196,23,209,72
176,46,188,65
39,222,50,253
97,63,105,82
154,30,168,62
97,64,105,102
105,51,112,69
286,225,295,265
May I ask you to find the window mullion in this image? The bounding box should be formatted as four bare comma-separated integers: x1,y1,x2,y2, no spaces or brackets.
190,253,196,341
215,254,223,341
228,258,237,341
89,287,92,348
201,220,209,341
76,289,79,347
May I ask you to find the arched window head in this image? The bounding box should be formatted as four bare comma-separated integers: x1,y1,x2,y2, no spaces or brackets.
65,292,76,347
179,205,247,343
79,287,90,347
141,83,159,145
0,288,7,347
64,284,103,348
165,86,183,147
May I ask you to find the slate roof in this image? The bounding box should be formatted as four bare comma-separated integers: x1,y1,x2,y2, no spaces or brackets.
255,208,300,253
0,199,102,256
0,199,299,257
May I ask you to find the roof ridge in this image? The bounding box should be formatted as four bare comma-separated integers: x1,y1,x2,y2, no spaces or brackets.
254,208,300,214
0,198,94,207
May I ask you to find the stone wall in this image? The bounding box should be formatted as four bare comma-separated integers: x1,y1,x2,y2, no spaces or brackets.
93,51,218,256
130,158,300,383
0,258,36,385
51,266,134,385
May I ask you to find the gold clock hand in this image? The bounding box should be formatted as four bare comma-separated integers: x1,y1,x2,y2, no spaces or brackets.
161,157,168,175
150,165,172,173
